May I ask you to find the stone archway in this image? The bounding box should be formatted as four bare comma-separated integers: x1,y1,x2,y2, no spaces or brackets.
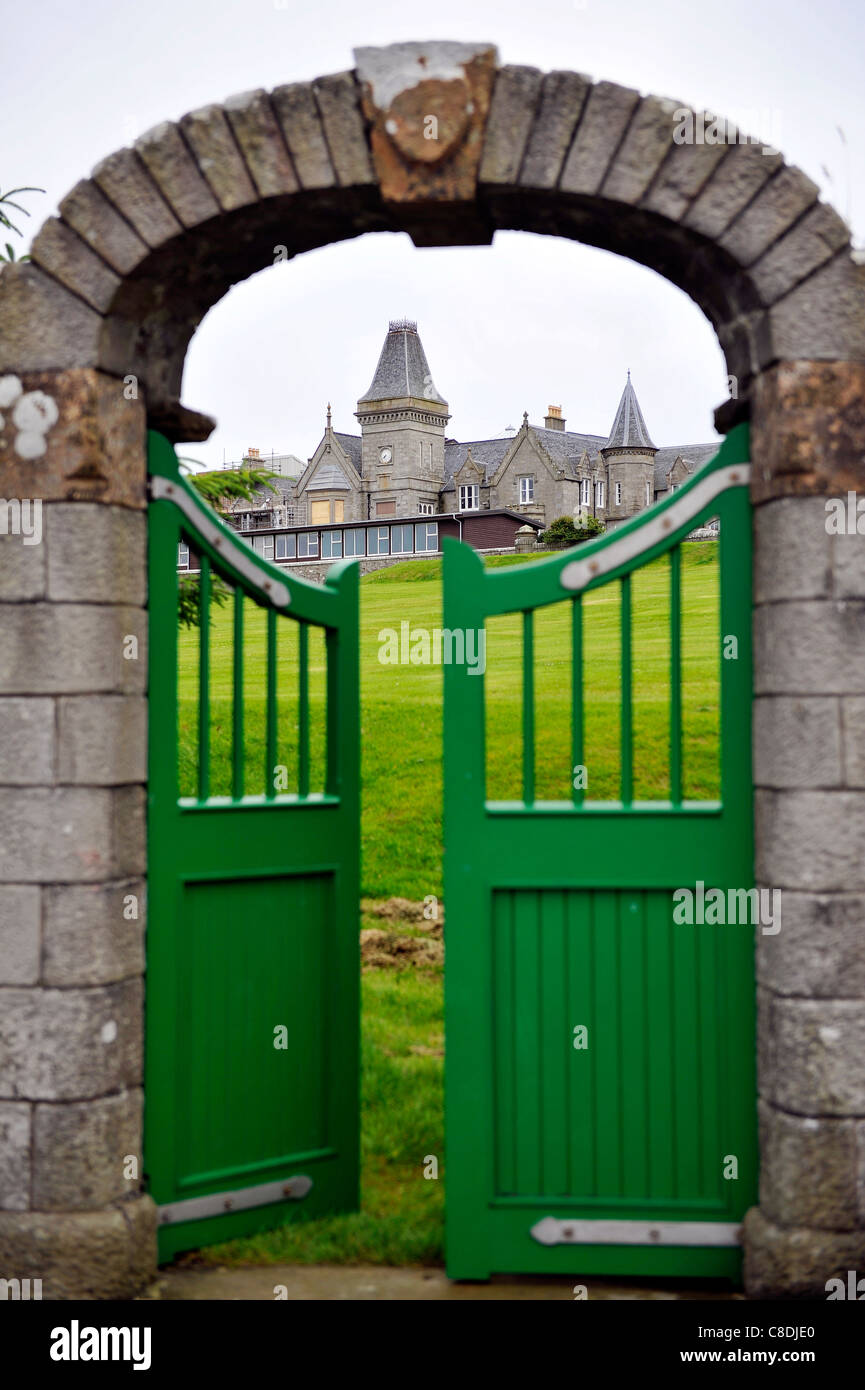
1,40,863,1299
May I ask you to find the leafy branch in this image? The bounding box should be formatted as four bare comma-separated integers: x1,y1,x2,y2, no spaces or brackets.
0,185,45,263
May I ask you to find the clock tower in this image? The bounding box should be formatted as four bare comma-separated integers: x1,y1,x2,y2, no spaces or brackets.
355,320,450,518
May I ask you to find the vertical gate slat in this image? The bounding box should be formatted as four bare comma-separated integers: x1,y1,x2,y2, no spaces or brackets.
298,621,310,799
645,892,675,1197
670,545,683,806
540,891,568,1195
197,555,211,802
592,890,622,1197
492,893,516,1195
265,608,277,799
619,891,649,1197
620,574,632,805
232,586,244,800
513,891,541,1193
566,891,595,1195
522,611,534,805
571,596,584,806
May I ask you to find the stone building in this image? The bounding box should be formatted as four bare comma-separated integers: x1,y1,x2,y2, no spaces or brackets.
274,319,719,532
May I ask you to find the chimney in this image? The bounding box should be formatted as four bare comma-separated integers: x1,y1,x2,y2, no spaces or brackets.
545,404,565,431
247,446,260,459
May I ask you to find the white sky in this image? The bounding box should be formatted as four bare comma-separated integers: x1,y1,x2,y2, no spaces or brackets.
5,0,863,468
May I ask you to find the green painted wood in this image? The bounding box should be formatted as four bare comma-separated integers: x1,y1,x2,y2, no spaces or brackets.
144,430,360,1262
571,596,584,807
444,423,756,1281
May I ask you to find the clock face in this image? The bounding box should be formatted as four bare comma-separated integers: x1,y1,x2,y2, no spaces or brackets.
379,447,392,464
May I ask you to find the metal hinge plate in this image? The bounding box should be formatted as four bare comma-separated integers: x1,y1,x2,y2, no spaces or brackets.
158,1174,312,1227
530,1216,741,1248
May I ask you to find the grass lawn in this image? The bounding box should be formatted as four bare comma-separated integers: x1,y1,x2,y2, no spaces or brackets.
175,541,719,1268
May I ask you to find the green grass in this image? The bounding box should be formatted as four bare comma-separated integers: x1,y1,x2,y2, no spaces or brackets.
177,541,720,1268
178,541,720,900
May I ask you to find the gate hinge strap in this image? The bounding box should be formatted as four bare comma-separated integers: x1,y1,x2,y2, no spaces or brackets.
157,1175,312,1227
530,1216,741,1247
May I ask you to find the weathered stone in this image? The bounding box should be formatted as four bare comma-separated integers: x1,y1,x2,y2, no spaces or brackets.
0,787,144,883
753,497,832,601
601,95,683,205
0,1193,157,1299
756,984,774,1100
750,202,851,305
270,82,335,189
560,81,640,196
0,978,142,1100
29,218,121,315
640,116,729,220
479,65,543,185
0,603,147,696
743,1205,865,1299
112,787,146,877
772,997,865,1114
756,789,865,891
0,533,45,601
751,360,865,503
843,699,865,787
33,1089,142,1209
0,885,40,985
0,264,102,373
770,253,865,364
685,142,782,240
0,1102,30,1210
42,879,145,987
720,165,819,267
355,42,496,208
518,70,590,189
0,371,146,509
92,147,182,248
757,892,865,998
224,89,299,198
313,71,374,188
0,698,54,784
58,179,150,277
134,122,220,228
832,528,865,601
180,104,259,211
759,1101,860,1230
57,695,146,785
753,601,865,696
45,505,146,604
752,696,842,788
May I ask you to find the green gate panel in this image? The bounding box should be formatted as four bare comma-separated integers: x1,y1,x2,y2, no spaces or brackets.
444,425,756,1282
144,431,360,1263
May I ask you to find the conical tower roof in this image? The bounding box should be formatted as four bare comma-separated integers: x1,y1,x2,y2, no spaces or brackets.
358,319,447,408
604,372,656,450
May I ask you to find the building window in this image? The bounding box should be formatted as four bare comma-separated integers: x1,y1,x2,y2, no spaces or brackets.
391,523,414,554
415,521,439,553
275,533,296,561
321,530,343,558
367,525,390,556
376,499,396,517
670,483,678,494
252,534,275,560
646,482,652,506
309,499,330,524
418,501,435,515
459,484,479,511
595,481,605,508
333,499,344,523
178,543,189,569
580,479,590,506
615,482,622,505
519,476,534,504
344,529,365,557
298,531,318,558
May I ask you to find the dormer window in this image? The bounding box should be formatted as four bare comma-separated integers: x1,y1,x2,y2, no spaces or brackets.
459,484,479,511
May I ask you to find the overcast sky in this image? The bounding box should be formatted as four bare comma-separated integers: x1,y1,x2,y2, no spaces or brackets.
5,0,863,468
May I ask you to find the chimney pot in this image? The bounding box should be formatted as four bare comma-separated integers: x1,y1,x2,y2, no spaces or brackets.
544,405,565,431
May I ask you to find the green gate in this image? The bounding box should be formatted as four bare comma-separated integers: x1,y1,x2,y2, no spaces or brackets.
145,431,360,1261
443,424,756,1281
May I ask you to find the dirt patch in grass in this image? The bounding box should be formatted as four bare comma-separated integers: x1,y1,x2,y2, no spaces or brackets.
360,927,443,971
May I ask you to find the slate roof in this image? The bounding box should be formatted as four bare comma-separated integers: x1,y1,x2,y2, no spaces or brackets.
441,429,607,489
358,320,448,407
605,375,656,449
653,443,720,490
307,459,351,491
334,432,363,473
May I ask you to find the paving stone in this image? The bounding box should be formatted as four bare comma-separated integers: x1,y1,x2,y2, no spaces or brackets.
0,1193,156,1299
